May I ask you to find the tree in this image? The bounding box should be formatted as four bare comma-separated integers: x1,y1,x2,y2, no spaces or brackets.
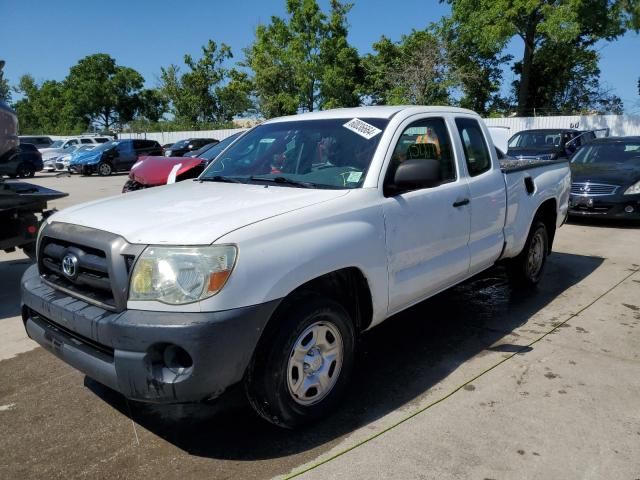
136,89,168,123
245,0,361,117
445,0,639,115
13,74,88,134
160,40,252,125
66,53,144,130
361,30,452,106
0,60,10,103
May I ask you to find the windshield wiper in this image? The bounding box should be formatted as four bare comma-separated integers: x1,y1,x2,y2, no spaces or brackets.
249,176,315,188
199,175,244,184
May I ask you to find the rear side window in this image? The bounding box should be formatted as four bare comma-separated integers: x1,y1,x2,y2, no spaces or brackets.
81,138,93,144
95,138,109,143
455,118,492,177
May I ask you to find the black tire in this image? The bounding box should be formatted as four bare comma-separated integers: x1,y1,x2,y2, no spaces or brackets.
97,161,112,176
16,163,35,178
507,219,549,287
245,294,356,429
122,179,142,193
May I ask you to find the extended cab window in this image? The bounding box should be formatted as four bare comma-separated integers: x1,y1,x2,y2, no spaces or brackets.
455,118,492,177
387,117,456,187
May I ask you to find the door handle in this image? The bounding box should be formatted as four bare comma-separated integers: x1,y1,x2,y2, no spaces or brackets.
452,198,470,208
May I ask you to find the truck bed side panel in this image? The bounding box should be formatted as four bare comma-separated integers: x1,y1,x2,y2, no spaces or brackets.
502,162,571,259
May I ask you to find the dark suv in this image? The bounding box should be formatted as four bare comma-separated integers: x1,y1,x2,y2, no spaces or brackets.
164,138,218,157
69,139,162,176
507,129,597,160
19,136,53,149
0,143,43,178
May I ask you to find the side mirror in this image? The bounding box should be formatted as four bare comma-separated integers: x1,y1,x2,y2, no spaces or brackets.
393,158,441,192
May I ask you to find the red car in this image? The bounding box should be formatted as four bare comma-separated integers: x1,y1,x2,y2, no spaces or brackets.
122,132,243,193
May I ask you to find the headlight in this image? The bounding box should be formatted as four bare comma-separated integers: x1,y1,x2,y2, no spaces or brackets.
129,245,237,304
165,150,172,156
624,181,640,195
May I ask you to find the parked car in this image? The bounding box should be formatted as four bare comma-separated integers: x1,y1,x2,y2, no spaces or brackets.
69,139,163,176
43,144,83,171
54,145,97,172
507,128,597,160
164,138,218,157
183,141,220,158
162,143,174,149
0,143,43,178
21,106,570,428
19,136,53,149
122,132,244,192
569,136,640,219
40,136,113,163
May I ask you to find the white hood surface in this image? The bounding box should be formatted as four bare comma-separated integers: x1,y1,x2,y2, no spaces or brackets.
49,180,350,245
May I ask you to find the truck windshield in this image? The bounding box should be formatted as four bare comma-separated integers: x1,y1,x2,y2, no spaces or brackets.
200,118,388,189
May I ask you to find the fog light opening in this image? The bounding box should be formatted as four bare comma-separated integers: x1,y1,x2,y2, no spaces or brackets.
162,344,193,375
624,205,635,213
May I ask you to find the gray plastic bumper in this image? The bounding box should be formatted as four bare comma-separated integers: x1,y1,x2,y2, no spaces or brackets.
21,264,281,403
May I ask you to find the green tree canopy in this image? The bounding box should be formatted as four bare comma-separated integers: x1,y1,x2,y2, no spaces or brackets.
445,0,639,115
245,0,361,118
160,40,252,125
66,53,144,130
0,60,10,103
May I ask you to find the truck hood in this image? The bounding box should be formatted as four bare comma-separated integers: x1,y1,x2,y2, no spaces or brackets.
49,180,351,245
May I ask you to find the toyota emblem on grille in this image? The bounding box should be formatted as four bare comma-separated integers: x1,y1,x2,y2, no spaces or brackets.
62,253,79,279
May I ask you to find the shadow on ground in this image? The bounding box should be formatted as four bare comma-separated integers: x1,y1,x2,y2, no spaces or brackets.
86,251,603,462
567,216,640,229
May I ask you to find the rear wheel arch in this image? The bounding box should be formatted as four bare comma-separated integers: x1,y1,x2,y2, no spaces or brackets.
534,198,557,253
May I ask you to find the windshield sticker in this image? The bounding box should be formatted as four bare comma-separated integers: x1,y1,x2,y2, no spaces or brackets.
346,171,362,183
343,118,382,140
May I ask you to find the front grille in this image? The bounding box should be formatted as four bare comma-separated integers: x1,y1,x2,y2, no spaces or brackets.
39,237,117,310
571,182,619,196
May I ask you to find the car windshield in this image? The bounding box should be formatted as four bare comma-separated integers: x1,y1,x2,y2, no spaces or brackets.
198,133,242,161
571,142,640,164
92,141,120,152
171,139,189,149
200,118,389,189
508,131,563,149
50,140,64,148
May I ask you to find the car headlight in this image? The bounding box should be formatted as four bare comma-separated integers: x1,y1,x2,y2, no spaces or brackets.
165,150,172,156
129,245,237,304
624,181,640,195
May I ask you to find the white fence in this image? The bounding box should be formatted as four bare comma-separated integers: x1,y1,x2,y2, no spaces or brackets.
119,128,246,144
41,114,640,143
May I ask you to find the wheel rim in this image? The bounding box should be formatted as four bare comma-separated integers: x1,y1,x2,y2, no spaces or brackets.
526,231,545,279
286,320,343,406
17,165,27,177
99,163,110,175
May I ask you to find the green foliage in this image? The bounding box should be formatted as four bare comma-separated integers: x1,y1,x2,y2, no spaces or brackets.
0,61,10,103
13,75,88,134
445,0,638,115
361,29,453,106
245,0,361,117
66,53,144,130
160,40,252,125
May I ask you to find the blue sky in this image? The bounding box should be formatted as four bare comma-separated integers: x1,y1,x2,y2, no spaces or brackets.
2,0,639,113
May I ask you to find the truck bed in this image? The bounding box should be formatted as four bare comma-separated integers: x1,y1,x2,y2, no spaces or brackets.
500,158,569,174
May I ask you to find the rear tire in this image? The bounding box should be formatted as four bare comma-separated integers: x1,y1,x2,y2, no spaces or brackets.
507,219,549,287
245,294,355,429
97,161,112,176
17,163,35,178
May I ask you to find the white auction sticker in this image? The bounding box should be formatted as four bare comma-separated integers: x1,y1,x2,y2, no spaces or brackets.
343,118,382,140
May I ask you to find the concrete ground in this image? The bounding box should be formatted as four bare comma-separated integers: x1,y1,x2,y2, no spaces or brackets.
1,173,639,479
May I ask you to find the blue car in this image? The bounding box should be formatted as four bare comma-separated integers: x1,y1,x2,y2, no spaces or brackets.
69,139,162,176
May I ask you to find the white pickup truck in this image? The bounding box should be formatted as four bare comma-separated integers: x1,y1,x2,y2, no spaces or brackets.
21,106,570,428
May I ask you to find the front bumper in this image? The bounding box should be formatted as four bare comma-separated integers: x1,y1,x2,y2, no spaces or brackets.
21,264,281,403
568,194,640,219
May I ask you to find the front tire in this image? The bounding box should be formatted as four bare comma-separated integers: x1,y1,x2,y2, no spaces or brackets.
97,161,113,176
245,294,355,428
507,219,549,287
17,163,35,178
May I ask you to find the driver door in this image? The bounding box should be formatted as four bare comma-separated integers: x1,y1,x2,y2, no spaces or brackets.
382,116,471,314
